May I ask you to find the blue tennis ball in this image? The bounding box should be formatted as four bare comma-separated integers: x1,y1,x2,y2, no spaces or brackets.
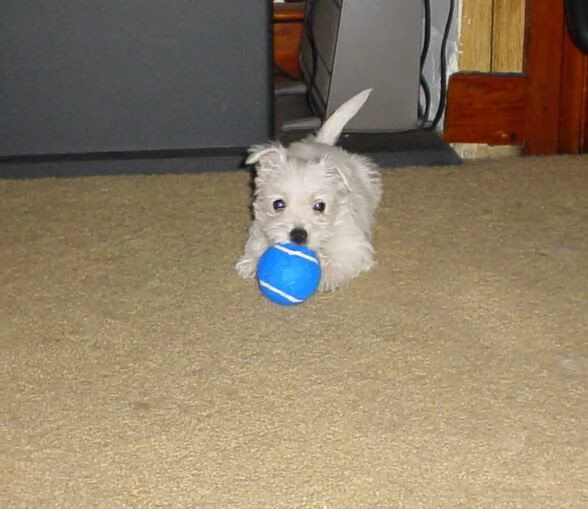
256,242,322,306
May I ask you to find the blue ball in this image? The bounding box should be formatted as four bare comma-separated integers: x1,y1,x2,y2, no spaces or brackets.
256,242,322,306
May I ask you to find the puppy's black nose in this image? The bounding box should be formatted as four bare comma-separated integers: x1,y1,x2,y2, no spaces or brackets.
289,227,308,245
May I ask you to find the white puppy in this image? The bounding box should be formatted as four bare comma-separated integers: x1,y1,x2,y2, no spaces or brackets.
236,89,382,292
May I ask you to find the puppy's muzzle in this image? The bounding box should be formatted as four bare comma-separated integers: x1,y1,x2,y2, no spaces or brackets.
289,227,308,245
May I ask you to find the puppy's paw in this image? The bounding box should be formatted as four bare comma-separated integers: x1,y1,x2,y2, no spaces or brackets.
235,256,256,279
318,264,344,292
318,251,374,292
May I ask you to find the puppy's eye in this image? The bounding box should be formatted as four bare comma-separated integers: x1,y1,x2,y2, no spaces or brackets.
313,200,326,213
272,199,286,211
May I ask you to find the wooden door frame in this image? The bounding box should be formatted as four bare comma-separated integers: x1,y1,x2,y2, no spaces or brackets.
444,0,588,154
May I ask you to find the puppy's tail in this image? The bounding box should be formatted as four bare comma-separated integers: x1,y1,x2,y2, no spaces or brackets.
314,88,372,146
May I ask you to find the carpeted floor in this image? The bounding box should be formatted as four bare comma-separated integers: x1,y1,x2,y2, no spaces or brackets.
1,155,587,508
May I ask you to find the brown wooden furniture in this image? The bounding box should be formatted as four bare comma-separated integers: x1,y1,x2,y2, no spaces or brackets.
273,3,305,80
445,0,588,154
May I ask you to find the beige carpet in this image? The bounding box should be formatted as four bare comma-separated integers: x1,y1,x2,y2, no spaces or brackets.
1,155,587,508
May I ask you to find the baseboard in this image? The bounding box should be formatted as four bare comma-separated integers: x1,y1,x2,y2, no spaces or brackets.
444,72,528,146
0,149,248,179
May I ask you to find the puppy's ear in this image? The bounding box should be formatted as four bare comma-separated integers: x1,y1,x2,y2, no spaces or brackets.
246,142,286,169
322,156,352,193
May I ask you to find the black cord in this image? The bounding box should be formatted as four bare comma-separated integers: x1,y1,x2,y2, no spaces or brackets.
418,0,432,128
419,75,431,129
420,0,431,69
303,0,320,116
428,0,455,131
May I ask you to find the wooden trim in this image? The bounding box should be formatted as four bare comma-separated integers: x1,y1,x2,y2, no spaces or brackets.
444,0,588,155
273,4,305,80
584,83,588,151
523,0,566,154
444,73,528,145
273,23,303,79
558,28,588,153
273,4,305,23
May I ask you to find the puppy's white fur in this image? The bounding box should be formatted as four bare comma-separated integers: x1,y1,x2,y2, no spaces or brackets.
236,89,382,292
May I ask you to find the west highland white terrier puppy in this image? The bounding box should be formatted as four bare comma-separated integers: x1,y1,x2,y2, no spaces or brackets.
236,89,382,292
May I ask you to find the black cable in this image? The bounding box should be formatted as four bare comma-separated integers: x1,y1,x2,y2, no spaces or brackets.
421,0,431,69
418,0,432,128
419,74,431,129
428,0,455,131
303,0,320,116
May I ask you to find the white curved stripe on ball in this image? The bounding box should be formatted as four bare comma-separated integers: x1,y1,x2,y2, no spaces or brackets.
258,280,303,304
274,244,320,264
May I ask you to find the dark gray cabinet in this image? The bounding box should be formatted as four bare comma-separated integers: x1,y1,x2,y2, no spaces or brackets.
0,1,272,174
